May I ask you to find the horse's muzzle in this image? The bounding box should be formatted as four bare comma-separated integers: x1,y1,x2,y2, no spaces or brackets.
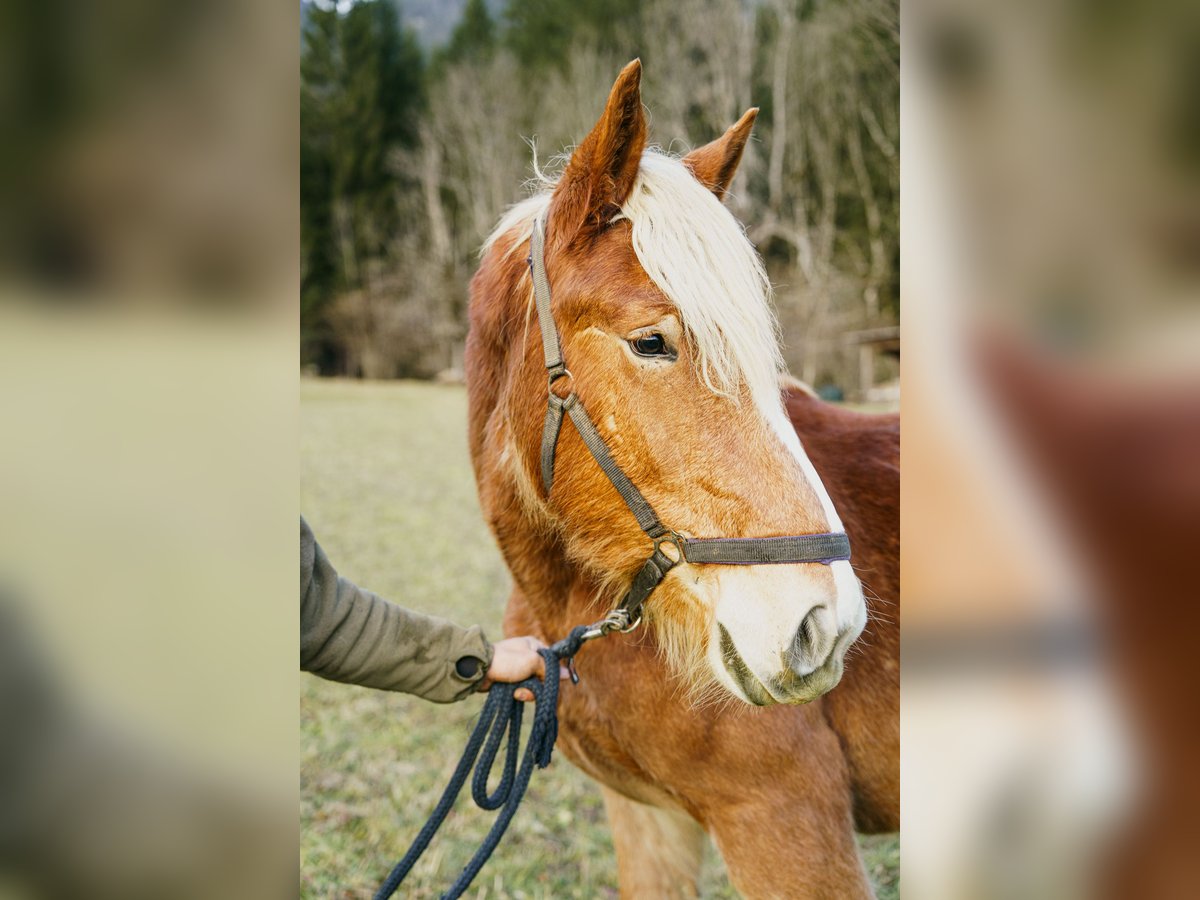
718,622,847,706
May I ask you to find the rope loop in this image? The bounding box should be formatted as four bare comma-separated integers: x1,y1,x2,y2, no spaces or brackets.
374,630,587,900
470,695,521,810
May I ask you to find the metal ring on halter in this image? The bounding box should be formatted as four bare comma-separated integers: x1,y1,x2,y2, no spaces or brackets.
653,531,686,564
547,367,574,399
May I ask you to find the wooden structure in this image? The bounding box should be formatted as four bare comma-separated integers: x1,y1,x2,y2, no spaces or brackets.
846,325,900,399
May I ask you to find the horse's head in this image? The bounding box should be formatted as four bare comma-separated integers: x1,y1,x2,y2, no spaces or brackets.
474,61,866,706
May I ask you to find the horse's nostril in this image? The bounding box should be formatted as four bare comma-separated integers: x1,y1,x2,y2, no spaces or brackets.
787,606,833,676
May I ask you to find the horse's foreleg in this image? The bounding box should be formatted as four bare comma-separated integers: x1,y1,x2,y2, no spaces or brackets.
709,799,873,899
600,786,706,899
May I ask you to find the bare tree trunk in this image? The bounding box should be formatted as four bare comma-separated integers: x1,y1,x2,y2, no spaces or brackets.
860,102,898,170
419,124,453,268
767,0,794,216
847,101,886,320
333,198,359,288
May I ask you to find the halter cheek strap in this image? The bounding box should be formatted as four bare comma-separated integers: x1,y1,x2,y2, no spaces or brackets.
527,216,851,637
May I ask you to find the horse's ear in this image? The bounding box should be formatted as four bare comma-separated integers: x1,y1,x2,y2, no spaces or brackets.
682,108,759,201
551,59,647,240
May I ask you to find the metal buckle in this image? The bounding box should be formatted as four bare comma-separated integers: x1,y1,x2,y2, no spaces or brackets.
578,607,643,643
606,607,643,634
579,621,607,642
653,531,686,564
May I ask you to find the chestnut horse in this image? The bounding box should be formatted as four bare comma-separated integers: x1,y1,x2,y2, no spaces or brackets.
465,61,899,898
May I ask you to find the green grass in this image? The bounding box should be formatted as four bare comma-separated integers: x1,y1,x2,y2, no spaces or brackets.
300,378,898,898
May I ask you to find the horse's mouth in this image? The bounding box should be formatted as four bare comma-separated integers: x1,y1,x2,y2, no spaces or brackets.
718,624,844,706
718,624,775,705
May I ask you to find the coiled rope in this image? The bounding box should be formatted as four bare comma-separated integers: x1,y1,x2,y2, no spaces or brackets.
373,625,589,900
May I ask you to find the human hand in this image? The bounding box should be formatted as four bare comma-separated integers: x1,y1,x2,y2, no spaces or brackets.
478,636,570,702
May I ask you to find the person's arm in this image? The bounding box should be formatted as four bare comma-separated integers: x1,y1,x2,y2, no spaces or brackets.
300,516,493,703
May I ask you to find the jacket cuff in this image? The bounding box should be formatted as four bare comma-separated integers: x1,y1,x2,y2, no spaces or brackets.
444,626,493,701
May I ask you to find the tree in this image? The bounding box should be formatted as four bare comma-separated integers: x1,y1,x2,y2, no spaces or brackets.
441,0,496,65
300,0,424,371
299,0,899,390
503,0,643,73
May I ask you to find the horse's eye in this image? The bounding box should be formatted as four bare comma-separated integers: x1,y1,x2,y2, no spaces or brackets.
630,334,670,358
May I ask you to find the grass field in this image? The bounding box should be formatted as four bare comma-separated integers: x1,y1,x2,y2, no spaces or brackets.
300,378,899,898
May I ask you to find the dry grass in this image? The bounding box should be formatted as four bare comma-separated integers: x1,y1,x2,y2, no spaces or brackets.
300,378,898,898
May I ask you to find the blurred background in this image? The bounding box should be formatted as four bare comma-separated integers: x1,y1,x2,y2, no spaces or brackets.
1,0,298,897
903,0,1199,897
300,0,899,404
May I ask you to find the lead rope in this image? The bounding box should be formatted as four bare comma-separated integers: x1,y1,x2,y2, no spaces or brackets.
373,626,589,900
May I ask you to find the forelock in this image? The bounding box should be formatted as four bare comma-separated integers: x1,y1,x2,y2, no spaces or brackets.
620,151,783,414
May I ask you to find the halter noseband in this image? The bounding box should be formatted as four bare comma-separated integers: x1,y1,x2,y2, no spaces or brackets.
527,215,851,640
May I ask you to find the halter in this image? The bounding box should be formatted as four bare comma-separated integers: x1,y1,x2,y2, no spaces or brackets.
528,215,851,642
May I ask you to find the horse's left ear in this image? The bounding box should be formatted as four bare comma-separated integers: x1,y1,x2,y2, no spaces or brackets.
552,59,647,241
682,108,759,201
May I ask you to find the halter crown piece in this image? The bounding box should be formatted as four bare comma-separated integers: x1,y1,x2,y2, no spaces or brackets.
528,215,852,639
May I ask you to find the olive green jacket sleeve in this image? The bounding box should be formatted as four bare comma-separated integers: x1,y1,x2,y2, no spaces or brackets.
300,516,493,703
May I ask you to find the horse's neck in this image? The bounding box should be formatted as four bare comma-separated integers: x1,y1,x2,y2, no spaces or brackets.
524,560,618,648
467,307,620,639
477,465,604,643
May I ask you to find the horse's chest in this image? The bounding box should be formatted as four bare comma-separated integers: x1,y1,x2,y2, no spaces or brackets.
552,673,723,815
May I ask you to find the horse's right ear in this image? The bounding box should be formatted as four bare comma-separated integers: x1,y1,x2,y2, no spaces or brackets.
682,107,758,201
550,59,647,243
